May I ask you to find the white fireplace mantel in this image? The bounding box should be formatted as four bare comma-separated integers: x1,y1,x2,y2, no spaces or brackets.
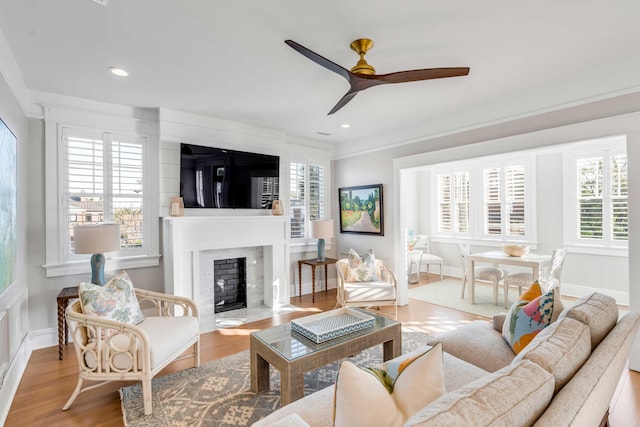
162,215,290,307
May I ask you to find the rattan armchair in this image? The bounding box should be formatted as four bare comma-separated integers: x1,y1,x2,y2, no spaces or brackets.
62,288,200,415
335,259,398,318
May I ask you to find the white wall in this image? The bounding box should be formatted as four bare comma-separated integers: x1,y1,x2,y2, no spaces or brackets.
0,69,29,425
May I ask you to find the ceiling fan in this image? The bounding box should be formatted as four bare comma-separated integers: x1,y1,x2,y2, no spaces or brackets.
285,38,470,115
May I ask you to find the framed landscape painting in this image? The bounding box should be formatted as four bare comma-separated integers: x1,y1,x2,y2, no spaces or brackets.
339,184,383,235
0,117,16,296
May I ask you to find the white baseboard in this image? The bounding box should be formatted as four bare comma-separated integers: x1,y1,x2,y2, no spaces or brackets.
30,327,59,350
0,333,32,425
561,283,629,306
436,267,630,305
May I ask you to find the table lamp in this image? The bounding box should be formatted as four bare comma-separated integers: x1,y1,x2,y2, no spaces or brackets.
311,219,334,262
73,223,121,286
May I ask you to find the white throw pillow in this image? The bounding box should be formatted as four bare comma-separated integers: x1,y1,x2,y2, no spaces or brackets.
333,343,445,427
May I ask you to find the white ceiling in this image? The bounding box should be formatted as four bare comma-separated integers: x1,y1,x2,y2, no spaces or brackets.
2,0,640,157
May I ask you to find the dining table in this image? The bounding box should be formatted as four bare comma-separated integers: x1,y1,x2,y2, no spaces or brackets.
467,250,551,306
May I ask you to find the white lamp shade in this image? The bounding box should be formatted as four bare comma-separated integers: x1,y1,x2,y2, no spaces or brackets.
311,219,334,239
73,223,121,254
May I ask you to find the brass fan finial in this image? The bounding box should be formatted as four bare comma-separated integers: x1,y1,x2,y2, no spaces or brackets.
349,38,376,75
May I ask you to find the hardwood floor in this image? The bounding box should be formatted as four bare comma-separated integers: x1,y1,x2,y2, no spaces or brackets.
5,276,640,426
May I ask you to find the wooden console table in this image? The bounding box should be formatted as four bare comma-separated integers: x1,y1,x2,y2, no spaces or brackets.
57,286,79,360
298,258,338,303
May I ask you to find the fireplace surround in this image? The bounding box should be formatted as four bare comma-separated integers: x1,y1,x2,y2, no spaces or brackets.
162,216,291,327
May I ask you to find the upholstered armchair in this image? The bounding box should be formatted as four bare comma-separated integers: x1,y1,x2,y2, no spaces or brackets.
335,258,398,318
62,286,200,416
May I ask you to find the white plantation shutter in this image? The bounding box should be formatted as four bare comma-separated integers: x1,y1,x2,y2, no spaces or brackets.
610,154,628,240
482,164,527,238
437,174,451,233
289,161,326,240
432,155,533,242
484,168,502,235
289,162,306,238
505,166,525,236
577,157,603,239
63,127,146,259
111,138,144,248
454,172,470,233
309,165,325,221
437,172,469,234
574,149,627,244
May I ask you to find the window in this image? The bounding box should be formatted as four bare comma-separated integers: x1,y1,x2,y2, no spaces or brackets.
43,109,159,278
437,171,470,235
289,160,326,240
565,136,627,253
432,154,533,243
483,164,526,238
64,128,146,260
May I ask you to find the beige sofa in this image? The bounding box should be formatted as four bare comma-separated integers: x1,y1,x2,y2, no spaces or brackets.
253,292,640,427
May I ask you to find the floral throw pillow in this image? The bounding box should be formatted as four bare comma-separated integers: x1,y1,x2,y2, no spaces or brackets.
345,249,380,282
502,282,560,354
79,270,145,326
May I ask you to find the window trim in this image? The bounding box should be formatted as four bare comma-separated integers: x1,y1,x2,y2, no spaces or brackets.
43,106,160,278
562,135,628,257
430,152,537,245
287,155,330,251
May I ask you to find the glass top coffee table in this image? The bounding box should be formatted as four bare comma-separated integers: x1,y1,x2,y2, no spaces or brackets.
250,307,401,406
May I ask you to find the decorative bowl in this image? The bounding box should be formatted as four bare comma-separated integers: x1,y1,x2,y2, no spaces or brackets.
502,244,530,257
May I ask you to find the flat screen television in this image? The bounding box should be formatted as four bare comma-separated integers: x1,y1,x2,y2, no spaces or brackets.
180,143,280,209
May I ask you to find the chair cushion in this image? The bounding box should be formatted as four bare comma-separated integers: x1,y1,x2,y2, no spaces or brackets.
346,249,382,282
513,317,591,393
85,315,199,371
420,254,443,263
79,271,144,327
502,283,562,354
504,272,534,286
333,344,445,427
558,292,619,349
476,267,504,281
406,360,555,427
343,281,396,301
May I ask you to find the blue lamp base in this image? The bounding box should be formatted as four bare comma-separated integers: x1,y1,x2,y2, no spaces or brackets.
90,253,107,286
316,238,326,262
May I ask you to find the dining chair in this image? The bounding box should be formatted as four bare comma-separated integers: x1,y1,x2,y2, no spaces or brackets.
458,243,505,305
503,248,567,300
413,235,444,280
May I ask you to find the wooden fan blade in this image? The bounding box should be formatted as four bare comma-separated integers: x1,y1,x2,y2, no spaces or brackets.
376,67,470,84
284,40,351,82
328,91,359,115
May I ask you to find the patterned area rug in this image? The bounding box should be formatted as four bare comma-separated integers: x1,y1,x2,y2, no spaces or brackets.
120,331,432,426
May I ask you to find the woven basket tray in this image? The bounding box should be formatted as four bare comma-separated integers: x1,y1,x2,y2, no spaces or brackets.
291,308,375,343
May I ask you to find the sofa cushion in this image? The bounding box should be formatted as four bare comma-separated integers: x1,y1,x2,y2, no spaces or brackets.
502,284,562,354
333,344,445,427
79,271,144,327
405,360,555,427
429,320,515,373
558,292,618,349
513,317,591,393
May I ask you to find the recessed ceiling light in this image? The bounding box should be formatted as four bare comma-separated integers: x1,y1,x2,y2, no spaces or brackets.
341,124,350,129
108,67,129,77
